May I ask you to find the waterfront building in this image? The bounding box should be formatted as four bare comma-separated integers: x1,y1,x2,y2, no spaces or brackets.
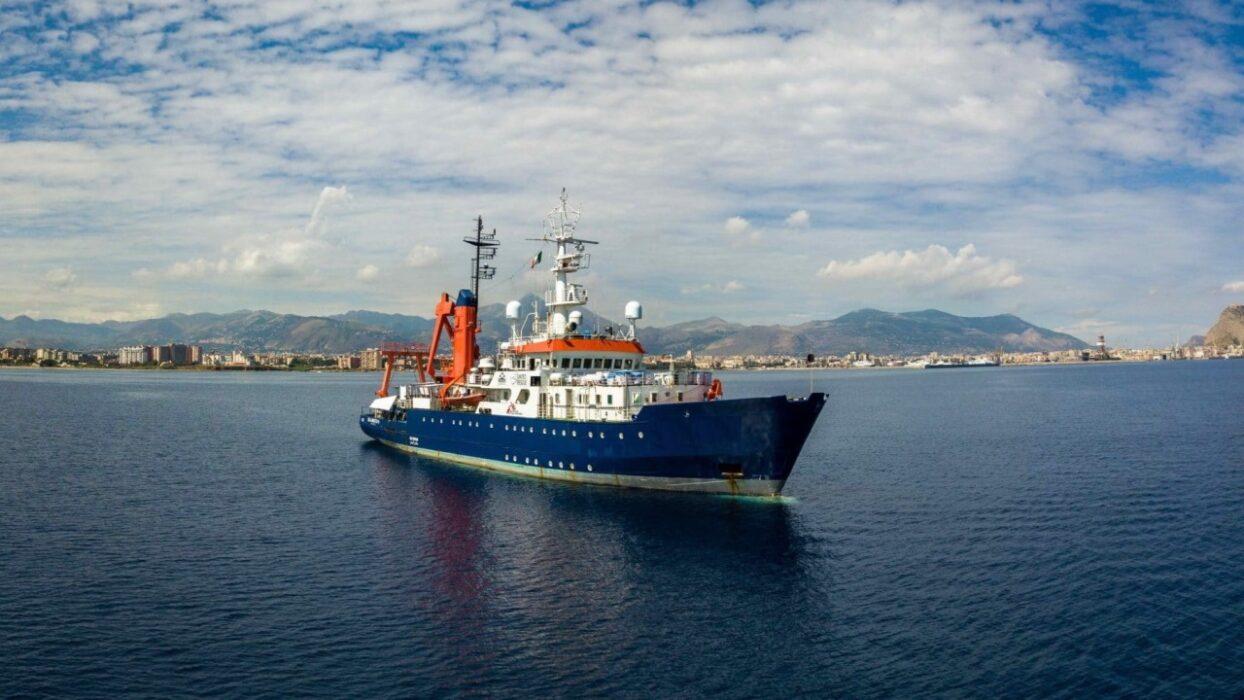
117,346,150,365
360,348,383,371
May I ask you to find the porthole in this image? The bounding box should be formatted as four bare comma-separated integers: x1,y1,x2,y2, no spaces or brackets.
542,428,547,434
571,430,577,437
618,432,624,440
569,462,575,470
587,464,593,472
588,431,594,438
558,461,564,468
547,460,553,467
638,431,644,439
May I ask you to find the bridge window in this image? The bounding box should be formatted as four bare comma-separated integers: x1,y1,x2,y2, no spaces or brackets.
561,358,570,368
593,358,603,369
517,389,530,404
572,358,583,369
607,394,613,405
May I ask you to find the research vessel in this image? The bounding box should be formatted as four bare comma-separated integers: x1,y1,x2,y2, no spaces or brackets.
359,192,825,495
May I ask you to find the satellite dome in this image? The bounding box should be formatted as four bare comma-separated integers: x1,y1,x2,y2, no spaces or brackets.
625,301,643,321
505,300,522,320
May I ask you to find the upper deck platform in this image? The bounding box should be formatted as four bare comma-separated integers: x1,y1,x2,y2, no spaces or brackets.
508,337,644,355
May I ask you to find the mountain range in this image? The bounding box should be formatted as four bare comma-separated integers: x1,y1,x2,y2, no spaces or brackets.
0,297,1088,356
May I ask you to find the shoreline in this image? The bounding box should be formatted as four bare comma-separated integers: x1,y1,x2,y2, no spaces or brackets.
2,356,1233,375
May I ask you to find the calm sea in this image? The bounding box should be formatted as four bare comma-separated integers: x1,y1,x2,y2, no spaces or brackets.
1,362,1241,698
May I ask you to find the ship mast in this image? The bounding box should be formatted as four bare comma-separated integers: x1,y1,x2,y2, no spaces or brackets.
531,189,596,337
462,215,499,303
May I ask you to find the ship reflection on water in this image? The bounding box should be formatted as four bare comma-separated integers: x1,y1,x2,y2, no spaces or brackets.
361,442,814,680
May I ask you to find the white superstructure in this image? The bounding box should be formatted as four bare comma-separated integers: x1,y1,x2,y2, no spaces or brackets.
373,191,721,422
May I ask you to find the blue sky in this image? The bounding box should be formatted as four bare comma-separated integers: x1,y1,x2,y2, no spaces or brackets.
1,0,1242,345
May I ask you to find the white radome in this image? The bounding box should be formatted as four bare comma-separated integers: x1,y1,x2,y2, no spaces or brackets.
505,300,522,320
625,301,643,321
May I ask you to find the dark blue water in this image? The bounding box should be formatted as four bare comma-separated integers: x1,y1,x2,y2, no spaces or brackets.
2,363,1242,697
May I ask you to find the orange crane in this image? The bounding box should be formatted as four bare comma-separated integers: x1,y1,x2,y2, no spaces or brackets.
374,342,430,398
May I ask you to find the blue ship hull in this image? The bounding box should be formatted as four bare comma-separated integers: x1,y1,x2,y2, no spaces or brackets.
360,393,826,495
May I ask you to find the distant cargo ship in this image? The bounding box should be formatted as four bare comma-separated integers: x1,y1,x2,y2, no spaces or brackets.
359,192,825,495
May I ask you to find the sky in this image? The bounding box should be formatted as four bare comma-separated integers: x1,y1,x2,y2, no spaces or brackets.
1,0,1242,346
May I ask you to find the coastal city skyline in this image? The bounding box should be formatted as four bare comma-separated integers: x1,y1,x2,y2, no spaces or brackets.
3,2,1243,346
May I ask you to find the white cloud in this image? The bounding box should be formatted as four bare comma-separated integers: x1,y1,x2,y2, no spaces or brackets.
305,185,350,238
357,264,379,281
406,244,442,268
144,187,348,281
723,216,762,243
724,216,750,236
1222,280,1244,293
681,280,746,295
785,210,810,227
0,1,1239,342
818,244,1023,294
69,32,100,54
166,258,228,279
43,267,78,289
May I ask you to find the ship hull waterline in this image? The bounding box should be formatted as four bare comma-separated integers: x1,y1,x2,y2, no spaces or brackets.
360,393,826,496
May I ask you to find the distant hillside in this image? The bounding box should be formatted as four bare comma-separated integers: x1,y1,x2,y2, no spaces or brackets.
0,310,402,353
1205,304,1244,347
1,304,1086,355
640,308,1086,356
330,310,433,339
